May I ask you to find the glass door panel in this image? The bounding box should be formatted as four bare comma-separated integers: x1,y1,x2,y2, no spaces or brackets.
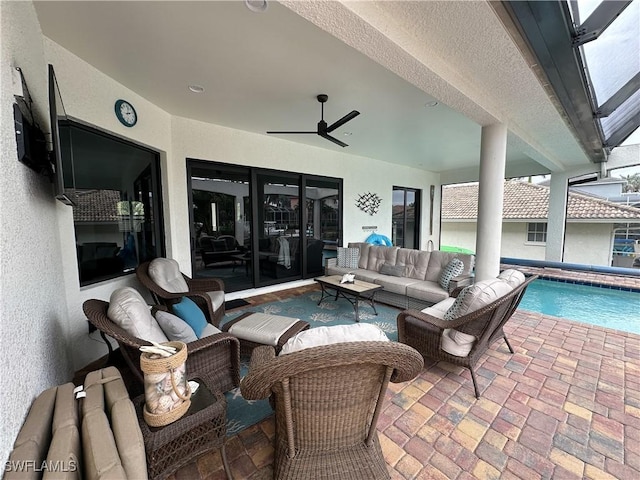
305,177,341,277
255,172,301,285
188,162,252,292
392,187,420,249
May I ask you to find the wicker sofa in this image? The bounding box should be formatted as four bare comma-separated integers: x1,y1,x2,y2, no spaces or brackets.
325,243,475,310
6,367,147,480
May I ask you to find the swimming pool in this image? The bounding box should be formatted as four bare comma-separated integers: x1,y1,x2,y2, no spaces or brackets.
519,278,640,334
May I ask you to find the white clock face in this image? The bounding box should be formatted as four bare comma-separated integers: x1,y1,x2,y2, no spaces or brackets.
120,103,135,123
115,100,137,127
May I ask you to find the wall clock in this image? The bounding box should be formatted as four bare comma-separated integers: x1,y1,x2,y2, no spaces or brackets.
114,99,137,127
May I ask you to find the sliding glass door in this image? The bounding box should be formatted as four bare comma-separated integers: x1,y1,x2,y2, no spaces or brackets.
254,171,302,284
188,161,343,292
188,163,253,292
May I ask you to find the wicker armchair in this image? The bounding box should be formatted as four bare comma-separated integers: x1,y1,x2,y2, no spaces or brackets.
397,274,537,398
136,258,225,327
240,341,423,480
83,299,240,394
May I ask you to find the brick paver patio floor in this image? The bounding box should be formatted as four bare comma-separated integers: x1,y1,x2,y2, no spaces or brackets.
168,285,640,480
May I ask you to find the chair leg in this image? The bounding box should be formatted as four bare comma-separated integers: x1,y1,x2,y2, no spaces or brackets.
469,368,480,399
503,335,515,354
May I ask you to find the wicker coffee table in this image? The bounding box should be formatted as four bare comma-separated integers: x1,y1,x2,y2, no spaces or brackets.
315,275,383,322
134,376,230,480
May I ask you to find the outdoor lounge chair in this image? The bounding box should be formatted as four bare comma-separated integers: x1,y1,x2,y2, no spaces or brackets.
397,274,537,398
240,341,423,480
136,257,226,327
83,298,240,394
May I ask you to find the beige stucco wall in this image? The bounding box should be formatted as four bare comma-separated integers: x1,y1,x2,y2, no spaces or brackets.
442,220,616,266
0,1,71,464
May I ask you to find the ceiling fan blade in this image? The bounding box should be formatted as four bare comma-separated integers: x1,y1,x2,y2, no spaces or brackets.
266,131,317,134
326,110,360,133
319,132,349,148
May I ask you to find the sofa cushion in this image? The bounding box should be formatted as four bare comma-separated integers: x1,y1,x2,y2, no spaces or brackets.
352,269,385,284
280,323,389,355
439,258,465,290
337,247,360,269
107,288,168,344
155,310,198,343
148,257,190,293
498,269,526,288
444,278,513,320
367,246,399,272
406,281,450,304
348,242,370,269
425,251,474,282
172,297,207,338
379,263,406,277
396,248,431,280
374,276,421,295
52,383,78,434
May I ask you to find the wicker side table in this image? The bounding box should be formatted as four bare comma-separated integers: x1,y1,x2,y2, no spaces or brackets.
134,377,230,480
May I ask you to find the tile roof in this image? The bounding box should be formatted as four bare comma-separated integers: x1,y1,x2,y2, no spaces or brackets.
442,180,640,221
71,190,143,223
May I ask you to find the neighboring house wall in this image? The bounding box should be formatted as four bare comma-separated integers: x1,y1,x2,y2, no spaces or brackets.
564,223,613,266
442,221,614,266
440,221,476,253
0,1,71,464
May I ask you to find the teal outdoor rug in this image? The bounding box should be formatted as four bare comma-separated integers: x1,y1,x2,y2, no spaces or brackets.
221,290,401,435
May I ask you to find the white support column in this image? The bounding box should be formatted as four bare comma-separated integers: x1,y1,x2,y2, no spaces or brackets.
475,124,508,281
545,174,568,262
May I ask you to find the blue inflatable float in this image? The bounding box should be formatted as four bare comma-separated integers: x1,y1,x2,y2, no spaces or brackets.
365,233,393,246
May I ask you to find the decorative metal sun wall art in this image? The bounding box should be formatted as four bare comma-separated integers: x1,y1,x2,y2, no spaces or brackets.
356,192,382,215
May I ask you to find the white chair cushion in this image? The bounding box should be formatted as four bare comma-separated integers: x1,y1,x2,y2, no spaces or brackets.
201,324,222,338
497,269,526,288
280,323,389,355
441,328,476,357
148,258,189,293
444,278,513,320
205,291,225,311
107,288,168,343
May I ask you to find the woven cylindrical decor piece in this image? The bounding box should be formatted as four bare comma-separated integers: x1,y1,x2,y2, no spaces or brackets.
140,341,191,427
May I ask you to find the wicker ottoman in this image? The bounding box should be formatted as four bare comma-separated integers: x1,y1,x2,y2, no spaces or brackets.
222,312,310,356
134,376,230,480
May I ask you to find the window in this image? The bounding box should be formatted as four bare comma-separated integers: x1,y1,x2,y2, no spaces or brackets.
527,222,547,243
61,121,164,285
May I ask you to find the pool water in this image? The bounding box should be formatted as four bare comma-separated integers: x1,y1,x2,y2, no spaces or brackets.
519,279,640,334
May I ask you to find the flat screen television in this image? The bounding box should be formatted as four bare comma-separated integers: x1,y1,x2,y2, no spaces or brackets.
13,99,49,175
48,64,75,206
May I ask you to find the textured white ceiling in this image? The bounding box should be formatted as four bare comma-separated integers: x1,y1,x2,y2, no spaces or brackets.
33,0,593,176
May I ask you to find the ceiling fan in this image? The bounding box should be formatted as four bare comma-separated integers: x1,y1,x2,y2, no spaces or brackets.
267,94,360,147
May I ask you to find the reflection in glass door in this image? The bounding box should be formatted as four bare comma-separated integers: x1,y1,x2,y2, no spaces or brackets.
188,162,252,292
255,172,301,285
392,187,420,249
305,177,341,277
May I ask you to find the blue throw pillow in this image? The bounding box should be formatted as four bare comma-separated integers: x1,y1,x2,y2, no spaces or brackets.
172,297,207,338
